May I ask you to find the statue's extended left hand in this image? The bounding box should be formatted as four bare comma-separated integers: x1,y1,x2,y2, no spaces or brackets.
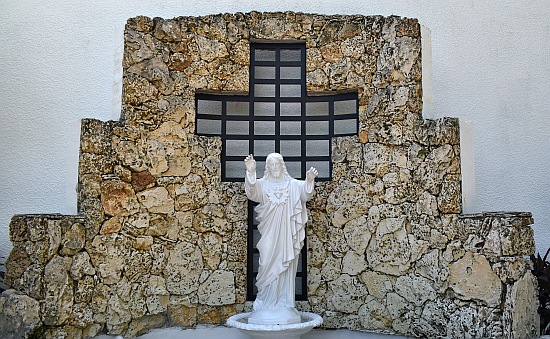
306,167,318,182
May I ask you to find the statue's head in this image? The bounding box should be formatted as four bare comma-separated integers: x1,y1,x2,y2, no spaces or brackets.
264,153,291,180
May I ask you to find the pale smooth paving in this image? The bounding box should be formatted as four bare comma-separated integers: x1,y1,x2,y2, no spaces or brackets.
95,326,408,339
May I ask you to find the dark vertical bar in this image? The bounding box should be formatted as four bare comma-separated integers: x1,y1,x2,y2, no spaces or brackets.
300,43,308,299
275,46,281,154
247,44,256,301
247,201,255,301
300,43,307,181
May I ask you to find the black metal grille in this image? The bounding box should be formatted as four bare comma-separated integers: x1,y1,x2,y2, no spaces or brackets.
195,40,359,301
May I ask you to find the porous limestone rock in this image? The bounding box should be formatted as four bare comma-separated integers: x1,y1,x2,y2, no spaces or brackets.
360,271,394,299
365,218,412,275
69,251,96,280
74,275,95,304
0,290,41,339
89,234,132,285
134,236,154,251
164,242,204,295
394,274,436,307
125,314,166,338
328,274,369,313
503,272,540,338
100,179,140,216
358,296,392,330
198,270,236,306
42,255,74,326
198,232,223,269
18,264,44,300
100,216,122,235
59,222,85,256
3,244,31,289
136,187,175,214
343,216,371,254
448,252,502,306
341,250,369,276
145,275,170,315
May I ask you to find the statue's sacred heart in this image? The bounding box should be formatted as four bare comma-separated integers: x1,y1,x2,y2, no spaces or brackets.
268,187,289,205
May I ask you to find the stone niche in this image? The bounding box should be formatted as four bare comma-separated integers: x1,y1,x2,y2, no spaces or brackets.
0,12,540,339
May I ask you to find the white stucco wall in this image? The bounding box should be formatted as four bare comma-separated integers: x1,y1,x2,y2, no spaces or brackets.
1,0,549,262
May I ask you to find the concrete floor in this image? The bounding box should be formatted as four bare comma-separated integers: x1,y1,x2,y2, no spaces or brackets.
95,326,408,339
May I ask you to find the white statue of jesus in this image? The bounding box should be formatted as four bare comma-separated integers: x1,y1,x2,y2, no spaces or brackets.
244,153,317,325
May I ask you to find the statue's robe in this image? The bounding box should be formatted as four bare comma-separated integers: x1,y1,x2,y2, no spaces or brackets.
245,173,314,310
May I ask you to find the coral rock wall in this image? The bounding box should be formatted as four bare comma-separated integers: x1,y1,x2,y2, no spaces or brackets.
0,12,539,338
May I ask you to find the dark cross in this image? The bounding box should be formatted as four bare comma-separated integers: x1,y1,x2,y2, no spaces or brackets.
195,39,358,182
195,40,359,301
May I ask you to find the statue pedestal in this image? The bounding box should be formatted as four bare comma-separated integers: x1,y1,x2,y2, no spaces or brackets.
248,307,301,325
227,311,323,339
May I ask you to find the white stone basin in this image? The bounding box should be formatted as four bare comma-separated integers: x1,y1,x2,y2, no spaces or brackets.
226,311,323,339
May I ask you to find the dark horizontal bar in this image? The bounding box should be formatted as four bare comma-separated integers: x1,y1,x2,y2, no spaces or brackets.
251,38,305,44
308,88,359,96
252,61,303,67
196,89,249,96
252,78,303,84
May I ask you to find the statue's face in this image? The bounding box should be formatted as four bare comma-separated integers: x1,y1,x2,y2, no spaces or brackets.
267,158,283,178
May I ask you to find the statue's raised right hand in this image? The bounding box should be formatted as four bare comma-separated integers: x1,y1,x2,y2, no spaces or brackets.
244,154,256,174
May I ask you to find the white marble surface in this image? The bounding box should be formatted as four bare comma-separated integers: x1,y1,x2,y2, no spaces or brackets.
244,153,316,324
227,312,322,330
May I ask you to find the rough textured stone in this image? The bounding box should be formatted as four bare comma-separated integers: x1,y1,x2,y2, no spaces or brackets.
327,180,371,227
394,274,436,307
341,251,369,275
503,273,540,338
19,264,44,300
42,255,74,326
415,249,449,291
167,296,197,327
328,274,369,313
136,187,174,214
134,236,154,251
198,232,223,269
24,218,62,265
4,244,31,289
100,180,140,216
59,223,85,256
0,290,42,339
358,296,392,330
198,270,236,306
106,293,131,333
493,257,531,283
74,275,95,304
126,314,166,338
132,170,156,191
164,242,204,295
89,234,131,285
145,275,169,315
437,174,462,213
360,271,394,299
365,215,413,275
99,216,122,235
448,252,501,306
501,224,536,256
343,216,371,254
